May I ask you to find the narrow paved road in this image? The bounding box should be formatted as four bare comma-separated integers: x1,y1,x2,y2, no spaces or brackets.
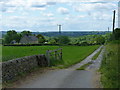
16,46,104,88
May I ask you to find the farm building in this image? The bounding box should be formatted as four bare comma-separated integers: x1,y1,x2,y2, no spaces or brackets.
11,40,17,44
20,35,38,44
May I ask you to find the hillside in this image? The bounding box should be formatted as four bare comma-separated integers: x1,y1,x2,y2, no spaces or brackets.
1,31,109,38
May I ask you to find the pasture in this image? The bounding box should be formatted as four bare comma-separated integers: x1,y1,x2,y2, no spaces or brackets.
2,45,100,67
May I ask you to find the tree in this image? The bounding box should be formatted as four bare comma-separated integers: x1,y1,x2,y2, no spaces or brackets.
21,31,32,36
80,41,89,46
58,36,70,44
4,30,21,44
48,39,56,44
94,35,105,44
36,34,46,43
113,28,120,40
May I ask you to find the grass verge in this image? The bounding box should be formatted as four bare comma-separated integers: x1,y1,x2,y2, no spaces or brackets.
92,47,103,60
76,62,92,70
100,40,120,88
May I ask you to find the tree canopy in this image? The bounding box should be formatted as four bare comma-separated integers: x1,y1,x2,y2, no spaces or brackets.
36,34,46,43
21,31,32,36
4,30,21,44
58,36,70,44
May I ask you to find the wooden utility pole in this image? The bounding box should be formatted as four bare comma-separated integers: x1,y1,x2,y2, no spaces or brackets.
113,10,116,33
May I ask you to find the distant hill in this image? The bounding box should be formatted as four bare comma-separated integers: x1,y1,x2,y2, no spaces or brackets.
32,31,109,37
1,31,109,38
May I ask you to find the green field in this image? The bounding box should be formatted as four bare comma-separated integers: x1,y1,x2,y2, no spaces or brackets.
2,46,59,62
100,41,120,88
2,45,100,67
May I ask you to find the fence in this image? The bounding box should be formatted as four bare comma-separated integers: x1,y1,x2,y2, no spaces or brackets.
46,48,62,66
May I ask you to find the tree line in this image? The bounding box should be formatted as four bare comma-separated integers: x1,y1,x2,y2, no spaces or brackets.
2,30,109,45
3,30,45,44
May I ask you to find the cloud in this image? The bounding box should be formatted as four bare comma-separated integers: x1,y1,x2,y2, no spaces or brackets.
31,2,47,8
0,0,118,13
46,2,56,5
1,0,119,31
92,12,112,21
1,14,56,31
74,2,116,12
77,15,86,18
0,0,25,12
57,7,69,14
43,13,54,17
0,0,57,12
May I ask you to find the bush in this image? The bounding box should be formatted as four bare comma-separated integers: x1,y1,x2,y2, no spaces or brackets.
80,41,89,46
113,28,120,40
58,36,70,45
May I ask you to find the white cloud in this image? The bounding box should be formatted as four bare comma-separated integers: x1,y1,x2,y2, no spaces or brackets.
92,12,112,21
1,14,56,31
31,2,47,8
57,7,69,14
64,17,69,20
0,0,118,13
77,15,86,18
43,13,54,17
74,2,116,12
1,0,119,31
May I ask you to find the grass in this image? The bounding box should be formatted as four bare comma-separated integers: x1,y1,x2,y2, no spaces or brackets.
57,45,99,68
2,46,59,62
92,47,103,60
2,45,100,68
76,62,92,70
100,40,120,88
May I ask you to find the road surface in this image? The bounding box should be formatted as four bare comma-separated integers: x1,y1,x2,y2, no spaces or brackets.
15,46,104,88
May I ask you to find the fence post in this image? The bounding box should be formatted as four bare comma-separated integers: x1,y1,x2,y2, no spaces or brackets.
46,48,62,66
46,50,50,67
55,50,57,60
60,48,62,60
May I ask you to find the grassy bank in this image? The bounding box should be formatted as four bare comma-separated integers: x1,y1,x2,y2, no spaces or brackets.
100,41,120,88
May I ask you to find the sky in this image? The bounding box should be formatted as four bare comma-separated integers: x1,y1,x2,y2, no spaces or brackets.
0,0,120,32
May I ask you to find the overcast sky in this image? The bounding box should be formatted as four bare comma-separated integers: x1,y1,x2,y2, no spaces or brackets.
0,0,119,32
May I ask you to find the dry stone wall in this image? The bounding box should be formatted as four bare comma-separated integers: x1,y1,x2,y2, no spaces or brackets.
2,54,48,82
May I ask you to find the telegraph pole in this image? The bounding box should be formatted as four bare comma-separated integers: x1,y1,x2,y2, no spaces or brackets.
113,10,116,33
